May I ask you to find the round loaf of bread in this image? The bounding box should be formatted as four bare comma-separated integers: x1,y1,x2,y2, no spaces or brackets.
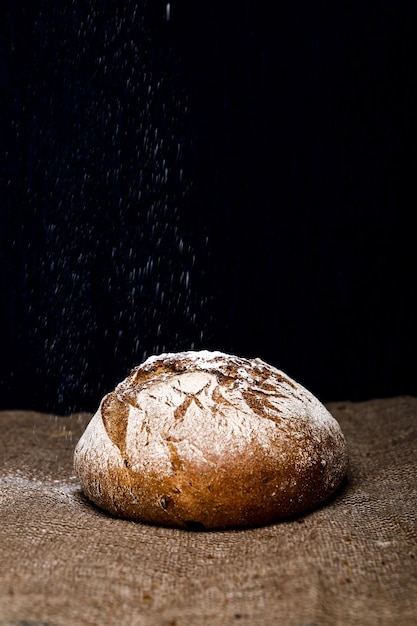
74,350,348,529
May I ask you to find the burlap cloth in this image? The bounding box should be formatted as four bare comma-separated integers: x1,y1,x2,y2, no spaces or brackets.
1,397,416,626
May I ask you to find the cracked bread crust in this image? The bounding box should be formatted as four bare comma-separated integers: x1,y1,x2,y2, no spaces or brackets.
74,351,348,529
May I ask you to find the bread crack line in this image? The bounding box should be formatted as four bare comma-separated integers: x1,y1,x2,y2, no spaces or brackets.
174,394,204,420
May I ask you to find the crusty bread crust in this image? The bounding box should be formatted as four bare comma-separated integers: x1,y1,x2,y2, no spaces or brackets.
74,351,348,529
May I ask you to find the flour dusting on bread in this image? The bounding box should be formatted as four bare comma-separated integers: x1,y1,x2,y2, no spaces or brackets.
74,350,348,529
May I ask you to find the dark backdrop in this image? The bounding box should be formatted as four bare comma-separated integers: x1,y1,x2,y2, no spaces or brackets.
2,1,416,414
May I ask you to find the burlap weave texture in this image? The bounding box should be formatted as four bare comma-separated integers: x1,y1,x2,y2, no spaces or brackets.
1,396,416,625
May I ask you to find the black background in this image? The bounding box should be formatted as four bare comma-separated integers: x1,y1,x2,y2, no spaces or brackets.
2,1,416,414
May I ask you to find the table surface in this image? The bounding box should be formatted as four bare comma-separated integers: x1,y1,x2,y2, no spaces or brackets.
1,396,416,626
